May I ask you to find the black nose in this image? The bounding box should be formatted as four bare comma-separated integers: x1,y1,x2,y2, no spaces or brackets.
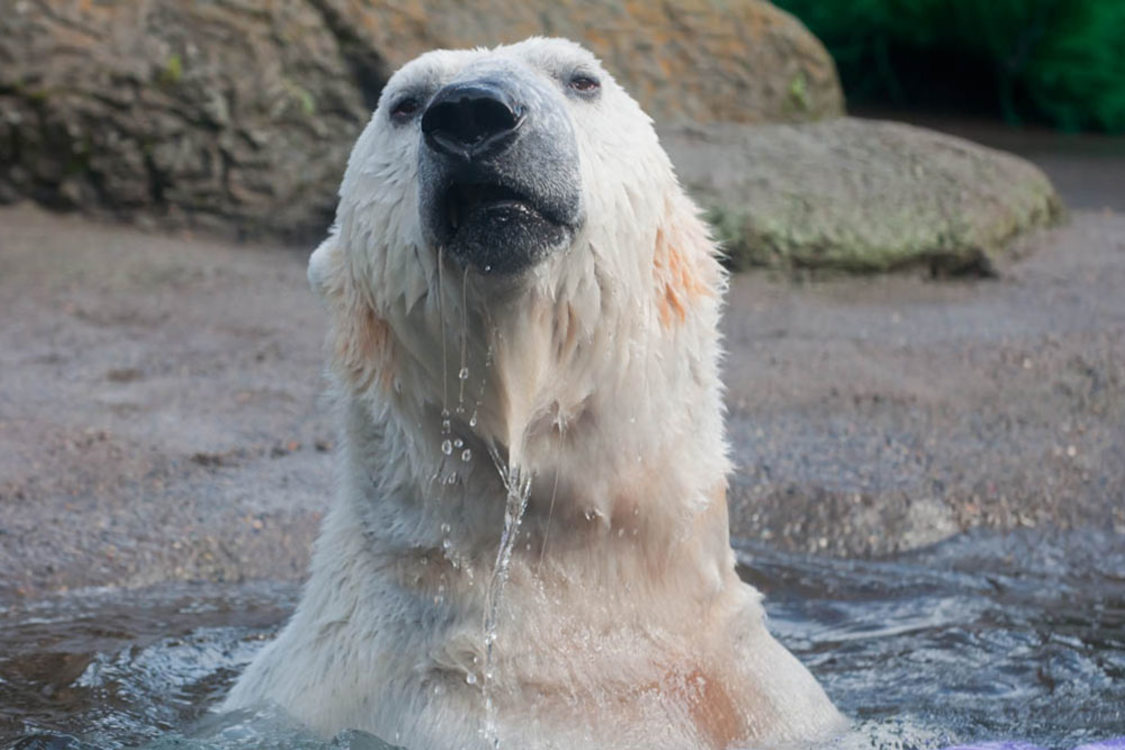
421,81,524,162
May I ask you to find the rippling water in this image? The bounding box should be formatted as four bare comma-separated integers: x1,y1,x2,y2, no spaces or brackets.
2,529,1122,750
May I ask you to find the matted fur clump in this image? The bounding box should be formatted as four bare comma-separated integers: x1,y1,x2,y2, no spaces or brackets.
225,37,844,749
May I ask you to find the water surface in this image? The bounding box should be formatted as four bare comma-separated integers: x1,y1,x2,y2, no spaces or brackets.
2,529,1122,749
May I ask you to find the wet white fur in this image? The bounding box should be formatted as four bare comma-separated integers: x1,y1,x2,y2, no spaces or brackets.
225,38,845,749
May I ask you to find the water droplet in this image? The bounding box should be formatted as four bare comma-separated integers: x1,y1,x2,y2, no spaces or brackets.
454,438,464,449
442,419,452,434
461,448,472,462
441,408,450,418
442,439,453,455
459,367,470,380
469,412,479,428
466,672,478,685
440,522,452,534
444,472,458,485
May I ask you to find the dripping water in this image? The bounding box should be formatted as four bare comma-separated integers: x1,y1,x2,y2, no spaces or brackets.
458,269,470,415
434,248,454,489
480,444,533,750
434,263,529,748
469,341,493,430
537,432,563,572
437,247,449,414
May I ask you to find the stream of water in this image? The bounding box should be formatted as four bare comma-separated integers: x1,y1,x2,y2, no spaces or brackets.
2,528,1121,750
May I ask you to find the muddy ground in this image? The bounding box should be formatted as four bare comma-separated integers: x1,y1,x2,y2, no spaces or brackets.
1,198,1123,598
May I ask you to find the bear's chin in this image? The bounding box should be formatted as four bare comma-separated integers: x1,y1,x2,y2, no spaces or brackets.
444,204,574,275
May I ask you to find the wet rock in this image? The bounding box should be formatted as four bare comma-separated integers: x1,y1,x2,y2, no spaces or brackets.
664,118,1064,274
0,0,841,241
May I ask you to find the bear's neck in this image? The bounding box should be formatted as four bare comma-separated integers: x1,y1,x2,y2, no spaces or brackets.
327,275,732,596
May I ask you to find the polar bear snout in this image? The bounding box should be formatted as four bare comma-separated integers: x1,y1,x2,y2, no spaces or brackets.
418,70,584,276
421,81,525,163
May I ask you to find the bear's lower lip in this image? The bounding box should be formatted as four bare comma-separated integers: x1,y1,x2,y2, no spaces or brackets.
447,198,542,233
444,183,547,234
423,167,581,275
438,184,573,275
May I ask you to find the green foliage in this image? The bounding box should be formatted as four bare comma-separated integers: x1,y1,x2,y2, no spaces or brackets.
774,0,1125,132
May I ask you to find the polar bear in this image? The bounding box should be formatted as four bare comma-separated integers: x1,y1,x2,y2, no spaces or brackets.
225,37,844,749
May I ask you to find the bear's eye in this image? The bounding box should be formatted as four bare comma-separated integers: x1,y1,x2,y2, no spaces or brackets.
567,74,600,96
390,96,422,122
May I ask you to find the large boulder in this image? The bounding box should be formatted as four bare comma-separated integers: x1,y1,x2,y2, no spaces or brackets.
0,0,367,239
664,119,1064,274
312,0,844,126
0,0,841,239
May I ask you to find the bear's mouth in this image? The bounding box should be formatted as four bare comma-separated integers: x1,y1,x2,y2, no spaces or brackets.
442,181,547,235
432,177,574,275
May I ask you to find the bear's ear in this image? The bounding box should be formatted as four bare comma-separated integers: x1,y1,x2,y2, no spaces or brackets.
308,232,341,305
307,230,394,392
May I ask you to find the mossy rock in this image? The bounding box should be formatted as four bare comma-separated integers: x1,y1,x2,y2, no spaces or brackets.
664,118,1064,274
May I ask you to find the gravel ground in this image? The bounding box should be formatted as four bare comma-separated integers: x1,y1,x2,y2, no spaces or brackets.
1,203,1122,598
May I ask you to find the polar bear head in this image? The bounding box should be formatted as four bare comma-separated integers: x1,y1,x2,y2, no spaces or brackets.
307,37,725,483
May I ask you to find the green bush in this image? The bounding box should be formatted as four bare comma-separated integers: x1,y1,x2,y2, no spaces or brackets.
774,0,1125,133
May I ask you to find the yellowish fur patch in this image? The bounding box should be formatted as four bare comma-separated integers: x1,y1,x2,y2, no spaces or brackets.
653,198,716,328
